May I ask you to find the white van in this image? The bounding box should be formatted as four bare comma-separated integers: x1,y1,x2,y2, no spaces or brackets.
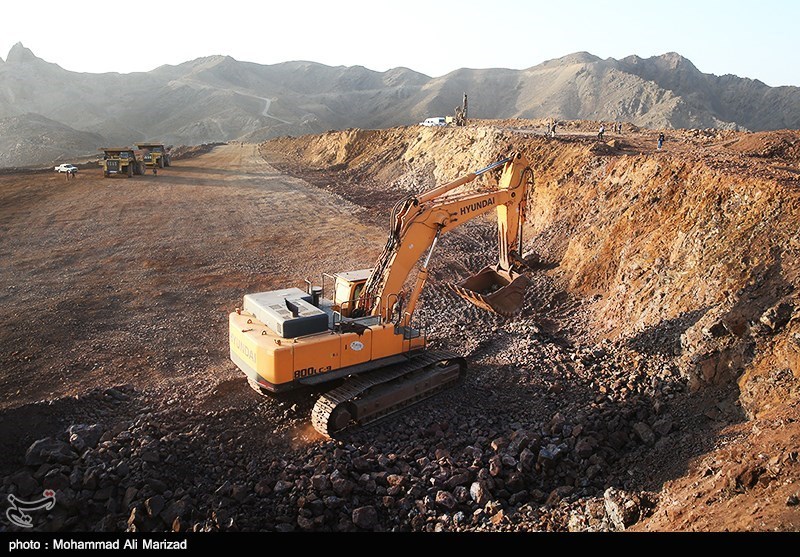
420,117,447,127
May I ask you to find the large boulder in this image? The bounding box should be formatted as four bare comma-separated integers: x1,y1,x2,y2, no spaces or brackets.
25,438,76,466
352,505,378,529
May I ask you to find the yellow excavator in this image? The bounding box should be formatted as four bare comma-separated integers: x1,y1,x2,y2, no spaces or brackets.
229,152,534,436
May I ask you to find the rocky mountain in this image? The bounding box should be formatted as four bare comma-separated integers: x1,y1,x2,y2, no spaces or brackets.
1,43,799,167
615,52,800,131
0,113,105,168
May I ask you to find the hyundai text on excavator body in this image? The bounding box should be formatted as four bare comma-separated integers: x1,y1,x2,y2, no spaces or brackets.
229,153,534,436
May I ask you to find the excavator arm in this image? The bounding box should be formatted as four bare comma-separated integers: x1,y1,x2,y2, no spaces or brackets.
358,152,534,322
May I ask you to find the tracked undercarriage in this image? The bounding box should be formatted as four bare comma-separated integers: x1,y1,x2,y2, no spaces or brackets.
311,350,466,436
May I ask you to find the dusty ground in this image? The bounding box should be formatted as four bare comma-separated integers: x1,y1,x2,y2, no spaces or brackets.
0,145,375,407
1,123,799,532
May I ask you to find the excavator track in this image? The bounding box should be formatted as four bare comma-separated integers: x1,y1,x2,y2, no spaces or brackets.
311,350,466,437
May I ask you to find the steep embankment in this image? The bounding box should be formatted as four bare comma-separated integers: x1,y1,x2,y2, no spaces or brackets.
263,123,800,530
267,124,800,394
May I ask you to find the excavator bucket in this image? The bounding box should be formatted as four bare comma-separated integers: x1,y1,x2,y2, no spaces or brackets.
448,266,530,317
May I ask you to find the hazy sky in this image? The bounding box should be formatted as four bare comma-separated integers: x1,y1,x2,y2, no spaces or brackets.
1,0,797,86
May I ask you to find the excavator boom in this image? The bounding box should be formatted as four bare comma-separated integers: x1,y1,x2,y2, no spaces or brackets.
359,152,534,320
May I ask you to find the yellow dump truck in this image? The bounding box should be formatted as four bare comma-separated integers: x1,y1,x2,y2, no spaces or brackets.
136,143,171,169
100,148,146,178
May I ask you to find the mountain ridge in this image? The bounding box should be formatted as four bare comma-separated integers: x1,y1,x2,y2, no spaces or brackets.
1,43,799,167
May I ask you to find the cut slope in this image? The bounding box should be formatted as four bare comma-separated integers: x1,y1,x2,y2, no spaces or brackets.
261,123,800,530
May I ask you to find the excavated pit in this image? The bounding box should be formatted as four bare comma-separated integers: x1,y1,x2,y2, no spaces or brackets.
262,123,800,531
1,123,798,532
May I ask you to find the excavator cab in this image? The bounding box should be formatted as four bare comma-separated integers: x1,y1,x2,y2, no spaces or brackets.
331,269,370,318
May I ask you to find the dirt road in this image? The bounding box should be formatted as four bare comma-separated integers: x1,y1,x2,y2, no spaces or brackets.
0,144,383,411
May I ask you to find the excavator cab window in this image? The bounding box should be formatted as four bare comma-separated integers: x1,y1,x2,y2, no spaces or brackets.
352,282,365,303
334,278,367,318
330,269,373,318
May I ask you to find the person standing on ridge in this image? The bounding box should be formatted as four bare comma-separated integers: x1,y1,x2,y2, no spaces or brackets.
658,132,665,150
